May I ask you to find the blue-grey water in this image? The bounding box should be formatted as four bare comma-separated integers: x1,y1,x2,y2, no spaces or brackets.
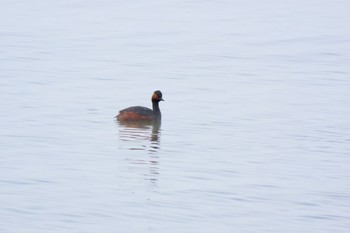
1,0,350,232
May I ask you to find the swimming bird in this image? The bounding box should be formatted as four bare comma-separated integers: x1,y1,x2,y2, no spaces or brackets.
116,90,164,122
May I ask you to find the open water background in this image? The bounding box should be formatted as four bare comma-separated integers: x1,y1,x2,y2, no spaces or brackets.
1,0,350,232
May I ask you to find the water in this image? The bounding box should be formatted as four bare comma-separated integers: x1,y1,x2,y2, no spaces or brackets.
1,0,350,232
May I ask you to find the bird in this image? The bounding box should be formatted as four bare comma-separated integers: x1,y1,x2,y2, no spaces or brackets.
116,90,164,122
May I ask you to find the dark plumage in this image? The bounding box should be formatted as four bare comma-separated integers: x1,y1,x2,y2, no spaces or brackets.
116,90,164,122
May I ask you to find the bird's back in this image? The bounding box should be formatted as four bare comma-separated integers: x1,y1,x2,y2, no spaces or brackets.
117,106,153,121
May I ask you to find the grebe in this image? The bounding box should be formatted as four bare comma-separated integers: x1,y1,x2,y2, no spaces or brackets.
116,90,164,121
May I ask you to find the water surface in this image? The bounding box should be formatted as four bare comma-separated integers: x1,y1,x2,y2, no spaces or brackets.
1,0,350,232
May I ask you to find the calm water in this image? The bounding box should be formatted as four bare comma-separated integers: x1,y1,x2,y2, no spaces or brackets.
1,0,350,232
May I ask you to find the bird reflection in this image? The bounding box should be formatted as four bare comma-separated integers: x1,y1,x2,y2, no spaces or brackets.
117,120,161,152
116,120,162,186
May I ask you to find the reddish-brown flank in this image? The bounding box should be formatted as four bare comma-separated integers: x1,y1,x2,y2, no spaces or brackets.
117,111,153,121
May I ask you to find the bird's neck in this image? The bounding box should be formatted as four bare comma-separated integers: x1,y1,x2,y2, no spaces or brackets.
152,101,161,119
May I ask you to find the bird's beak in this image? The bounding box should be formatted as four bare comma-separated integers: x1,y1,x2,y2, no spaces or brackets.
160,98,164,101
